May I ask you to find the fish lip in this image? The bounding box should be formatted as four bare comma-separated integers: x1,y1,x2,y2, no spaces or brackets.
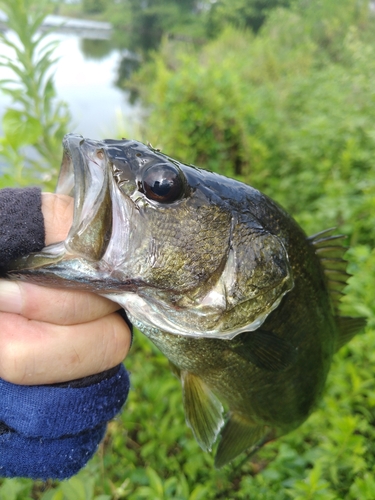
56,134,86,218
55,133,112,260
55,134,89,247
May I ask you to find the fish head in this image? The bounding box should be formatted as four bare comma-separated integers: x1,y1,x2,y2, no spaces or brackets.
7,134,294,339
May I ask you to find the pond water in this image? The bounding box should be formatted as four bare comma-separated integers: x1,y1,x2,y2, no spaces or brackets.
0,24,143,141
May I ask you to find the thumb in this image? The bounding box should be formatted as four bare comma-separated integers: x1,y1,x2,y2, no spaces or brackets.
41,193,74,245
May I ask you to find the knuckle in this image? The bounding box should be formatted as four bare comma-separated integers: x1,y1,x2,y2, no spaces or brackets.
101,313,131,369
0,335,28,384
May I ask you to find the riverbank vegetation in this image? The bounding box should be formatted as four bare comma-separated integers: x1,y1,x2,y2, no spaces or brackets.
0,0,71,189
0,0,375,498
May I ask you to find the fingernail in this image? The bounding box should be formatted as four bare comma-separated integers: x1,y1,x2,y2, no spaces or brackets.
0,280,22,313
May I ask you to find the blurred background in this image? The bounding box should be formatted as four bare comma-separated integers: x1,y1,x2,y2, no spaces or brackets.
0,1,375,499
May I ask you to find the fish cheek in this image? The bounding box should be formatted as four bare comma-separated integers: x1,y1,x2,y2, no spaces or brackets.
233,226,291,296
220,227,293,330
143,203,232,292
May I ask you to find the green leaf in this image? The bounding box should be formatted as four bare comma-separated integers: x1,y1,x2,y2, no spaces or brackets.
60,476,95,500
349,473,375,499
2,108,43,149
146,467,164,497
40,489,64,500
189,485,210,500
0,479,30,500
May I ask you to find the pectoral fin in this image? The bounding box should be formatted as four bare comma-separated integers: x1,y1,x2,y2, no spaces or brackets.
181,371,224,452
215,413,267,468
231,330,296,372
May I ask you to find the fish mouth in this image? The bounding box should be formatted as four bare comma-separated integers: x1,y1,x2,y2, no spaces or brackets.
7,134,135,285
55,133,113,261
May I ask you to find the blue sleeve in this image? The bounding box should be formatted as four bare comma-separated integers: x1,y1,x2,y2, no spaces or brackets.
0,365,129,480
0,187,130,480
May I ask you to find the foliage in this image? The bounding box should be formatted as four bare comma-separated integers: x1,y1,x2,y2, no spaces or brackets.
296,0,372,61
105,0,295,56
0,0,71,189
82,0,106,15
1,0,375,498
205,0,292,36
105,0,206,54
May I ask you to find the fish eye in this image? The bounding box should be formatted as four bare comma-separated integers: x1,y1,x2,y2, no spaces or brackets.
142,163,184,203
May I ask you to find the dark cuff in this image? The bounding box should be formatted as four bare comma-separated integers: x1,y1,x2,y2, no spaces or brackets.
0,187,44,268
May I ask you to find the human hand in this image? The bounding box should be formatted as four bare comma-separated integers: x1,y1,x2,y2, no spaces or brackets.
0,193,131,385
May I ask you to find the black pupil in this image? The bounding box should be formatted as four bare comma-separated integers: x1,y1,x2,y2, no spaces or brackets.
143,164,182,203
153,179,172,196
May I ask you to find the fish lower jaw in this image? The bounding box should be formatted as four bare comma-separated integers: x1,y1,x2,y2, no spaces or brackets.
107,291,281,340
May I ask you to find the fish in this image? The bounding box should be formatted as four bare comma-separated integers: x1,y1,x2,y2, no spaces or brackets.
6,133,366,467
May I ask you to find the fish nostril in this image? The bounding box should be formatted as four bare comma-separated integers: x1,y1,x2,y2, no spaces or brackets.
110,158,135,186
96,149,104,160
113,170,130,185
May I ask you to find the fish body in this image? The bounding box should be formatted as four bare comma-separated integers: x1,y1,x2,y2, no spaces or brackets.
7,134,365,466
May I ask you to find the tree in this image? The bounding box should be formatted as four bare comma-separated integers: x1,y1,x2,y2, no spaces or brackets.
82,0,106,14
206,0,292,36
109,0,203,52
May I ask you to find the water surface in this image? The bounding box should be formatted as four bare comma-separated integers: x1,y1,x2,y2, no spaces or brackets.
0,26,142,140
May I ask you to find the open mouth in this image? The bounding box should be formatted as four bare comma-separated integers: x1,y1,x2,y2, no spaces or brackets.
55,134,113,261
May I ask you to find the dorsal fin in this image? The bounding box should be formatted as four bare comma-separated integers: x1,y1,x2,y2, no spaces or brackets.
308,228,350,313
308,228,367,346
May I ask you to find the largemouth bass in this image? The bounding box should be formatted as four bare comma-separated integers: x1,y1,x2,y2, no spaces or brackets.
7,134,366,467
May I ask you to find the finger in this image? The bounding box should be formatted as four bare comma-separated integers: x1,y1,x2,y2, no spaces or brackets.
0,280,121,325
41,193,74,245
0,311,131,385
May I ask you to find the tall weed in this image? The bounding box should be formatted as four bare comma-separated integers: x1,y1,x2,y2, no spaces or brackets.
0,0,70,189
